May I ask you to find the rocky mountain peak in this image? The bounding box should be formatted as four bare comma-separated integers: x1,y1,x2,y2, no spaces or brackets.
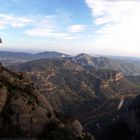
75,53,92,59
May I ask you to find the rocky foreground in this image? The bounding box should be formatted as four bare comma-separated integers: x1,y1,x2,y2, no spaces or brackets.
0,63,94,140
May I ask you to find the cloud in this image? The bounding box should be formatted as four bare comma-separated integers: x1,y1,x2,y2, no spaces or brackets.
0,14,33,29
25,28,67,38
85,0,140,56
24,28,79,40
0,13,80,40
24,15,81,40
68,24,87,32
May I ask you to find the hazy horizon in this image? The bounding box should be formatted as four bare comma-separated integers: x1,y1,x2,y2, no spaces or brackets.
0,49,140,60
1,0,140,57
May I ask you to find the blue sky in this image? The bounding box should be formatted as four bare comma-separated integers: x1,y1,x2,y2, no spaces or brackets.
0,0,140,56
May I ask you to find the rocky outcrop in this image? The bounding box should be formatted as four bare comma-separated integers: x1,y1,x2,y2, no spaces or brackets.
96,70,124,82
0,63,55,136
100,71,124,89
0,87,7,112
100,81,110,88
115,72,124,81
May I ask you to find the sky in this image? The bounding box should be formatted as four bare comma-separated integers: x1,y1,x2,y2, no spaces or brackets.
0,0,140,56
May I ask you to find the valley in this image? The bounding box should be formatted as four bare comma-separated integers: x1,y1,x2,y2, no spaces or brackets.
0,51,140,139
5,51,140,139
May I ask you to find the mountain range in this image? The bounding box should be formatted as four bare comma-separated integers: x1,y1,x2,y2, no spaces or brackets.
1,51,140,75
10,57,140,139
0,51,69,59
0,51,69,66
71,53,140,75
1,51,140,139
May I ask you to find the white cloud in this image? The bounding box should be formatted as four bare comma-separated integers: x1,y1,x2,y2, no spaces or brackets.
68,24,87,32
24,16,81,40
24,28,79,40
0,14,33,29
0,13,80,40
25,28,67,37
85,0,140,56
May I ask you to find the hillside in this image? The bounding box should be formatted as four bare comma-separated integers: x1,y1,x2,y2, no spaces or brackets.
72,53,140,75
0,63,94,140
10,58,138,109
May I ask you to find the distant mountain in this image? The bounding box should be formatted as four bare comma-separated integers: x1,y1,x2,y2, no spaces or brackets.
0,51,70,66
0,51,33,60
1,51,140,75
0,51,69,59
106,55,140,62
36,51,69,58
72,53,140,75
